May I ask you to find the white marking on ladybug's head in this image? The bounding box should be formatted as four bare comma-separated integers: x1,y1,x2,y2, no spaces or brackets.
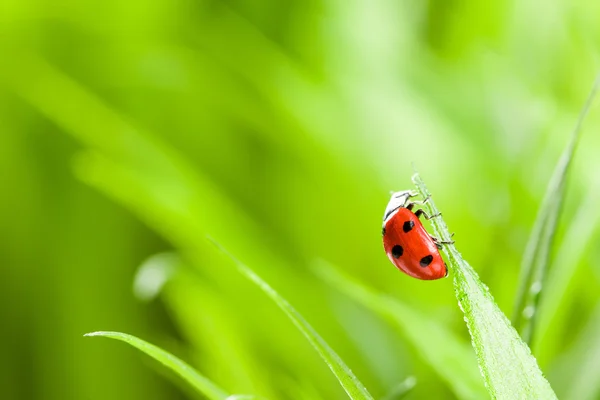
382,190,414,227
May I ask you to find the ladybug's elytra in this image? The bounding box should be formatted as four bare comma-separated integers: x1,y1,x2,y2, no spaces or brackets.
382,191,450,280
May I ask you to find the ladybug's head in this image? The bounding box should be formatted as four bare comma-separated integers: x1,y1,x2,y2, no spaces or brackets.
382,190,415,226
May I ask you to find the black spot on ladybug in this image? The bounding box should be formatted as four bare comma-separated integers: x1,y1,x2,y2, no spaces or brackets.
420,255,433,267
403,220,414,233
382,226,386,236
392,245,403,258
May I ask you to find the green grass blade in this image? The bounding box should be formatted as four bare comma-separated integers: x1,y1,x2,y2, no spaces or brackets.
534,190,600,358
84,331,230,400
209,240,374,400
412,172,557,400
316,261,486,400
511,75,600,343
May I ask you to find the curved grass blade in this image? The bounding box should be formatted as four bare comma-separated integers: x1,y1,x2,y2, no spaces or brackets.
412,171,557,400
208,239,374,400
534,189,600,357
511,75,600,344
316,261,486,400
84,331,229,400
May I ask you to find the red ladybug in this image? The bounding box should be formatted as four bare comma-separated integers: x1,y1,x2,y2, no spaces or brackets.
382,191,449,280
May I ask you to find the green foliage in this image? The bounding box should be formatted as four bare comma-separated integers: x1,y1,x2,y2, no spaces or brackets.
1,1,600,399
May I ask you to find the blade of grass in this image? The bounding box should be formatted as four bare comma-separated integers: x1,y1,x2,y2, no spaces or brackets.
84,331,230,400
511,75,600,344
315,261,486,400
412,171,557,400
208,239,374,400
534,186,600,358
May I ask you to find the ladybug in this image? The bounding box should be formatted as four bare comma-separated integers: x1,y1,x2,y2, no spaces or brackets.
382,190,450,280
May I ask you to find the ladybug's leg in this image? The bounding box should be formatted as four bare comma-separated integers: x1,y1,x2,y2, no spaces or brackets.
431,234,455,249
405,195,431,211
413,208,441,220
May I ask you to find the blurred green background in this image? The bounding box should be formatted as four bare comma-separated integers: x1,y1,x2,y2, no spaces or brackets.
1,0,600,399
